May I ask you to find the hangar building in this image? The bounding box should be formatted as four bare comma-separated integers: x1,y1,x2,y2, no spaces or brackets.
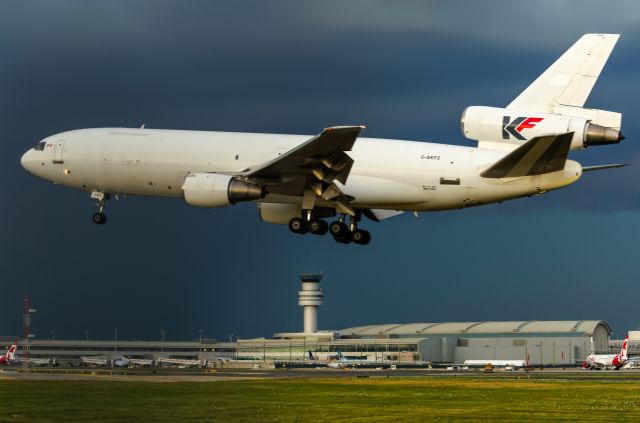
335,320,611,365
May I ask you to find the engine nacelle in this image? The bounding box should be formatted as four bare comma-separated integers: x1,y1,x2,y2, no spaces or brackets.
461,106,623,149
258,203,301,224
182,173,265,208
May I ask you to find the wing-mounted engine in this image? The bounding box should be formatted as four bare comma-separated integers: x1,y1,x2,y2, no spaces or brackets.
182,173,265,208
461,106,623,150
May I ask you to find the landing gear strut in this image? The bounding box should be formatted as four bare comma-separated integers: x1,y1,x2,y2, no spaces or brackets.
91,191,110,225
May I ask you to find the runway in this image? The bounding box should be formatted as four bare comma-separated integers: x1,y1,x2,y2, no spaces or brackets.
3,367,640,383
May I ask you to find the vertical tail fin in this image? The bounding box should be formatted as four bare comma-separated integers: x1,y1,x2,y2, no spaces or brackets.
308,350,314,361
6,342,17,360
508,34,620,113
620,336,629,360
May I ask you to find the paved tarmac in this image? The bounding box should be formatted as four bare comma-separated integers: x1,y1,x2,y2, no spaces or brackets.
2,367,640,382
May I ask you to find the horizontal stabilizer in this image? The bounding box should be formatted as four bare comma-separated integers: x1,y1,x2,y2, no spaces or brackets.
481,133,573,178
582,163,629,172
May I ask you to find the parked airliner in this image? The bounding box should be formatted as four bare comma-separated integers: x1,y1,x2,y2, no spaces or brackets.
21,34,626,245
0,342,17,365
584,336,629,370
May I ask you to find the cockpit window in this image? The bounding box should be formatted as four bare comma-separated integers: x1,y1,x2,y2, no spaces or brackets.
34,141,45,151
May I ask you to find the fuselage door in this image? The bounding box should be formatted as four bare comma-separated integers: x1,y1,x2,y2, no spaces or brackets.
53,140,65,164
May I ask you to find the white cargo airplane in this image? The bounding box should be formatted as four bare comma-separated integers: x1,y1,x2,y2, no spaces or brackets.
584,336,629,370
21,34,626,245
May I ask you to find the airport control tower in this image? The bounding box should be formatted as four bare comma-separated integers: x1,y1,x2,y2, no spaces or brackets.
298,274,323,333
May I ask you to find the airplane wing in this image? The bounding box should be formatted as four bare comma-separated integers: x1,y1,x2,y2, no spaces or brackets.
242,126,364,215
480,132,573,178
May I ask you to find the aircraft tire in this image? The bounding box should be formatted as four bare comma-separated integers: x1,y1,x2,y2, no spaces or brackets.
288,217,308,234
329,221,349,237
92,212,107,225
352,229,371,245
309,219,328,235
333,232,352,244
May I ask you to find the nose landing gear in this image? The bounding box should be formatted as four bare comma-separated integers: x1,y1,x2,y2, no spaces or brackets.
91,191,110,225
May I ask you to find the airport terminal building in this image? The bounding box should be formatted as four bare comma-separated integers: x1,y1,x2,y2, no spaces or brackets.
0,319,612,367
0,276,616,367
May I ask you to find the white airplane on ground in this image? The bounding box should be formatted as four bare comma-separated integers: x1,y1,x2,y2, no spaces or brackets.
20,34,626,245
584,336,629,370
463,359,527,369
112,357,155,367
12,356,57,367
157,357,208,368
80,356,110,367
326,351,388,369
0,342,17,365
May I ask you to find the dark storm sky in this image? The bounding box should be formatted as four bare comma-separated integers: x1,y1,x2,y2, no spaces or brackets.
1,1,640,341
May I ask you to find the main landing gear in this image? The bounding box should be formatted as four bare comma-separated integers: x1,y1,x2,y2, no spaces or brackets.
289,214,371,245
91,191,110,225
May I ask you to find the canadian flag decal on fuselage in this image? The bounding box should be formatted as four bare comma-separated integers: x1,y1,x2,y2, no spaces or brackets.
502,116,544,140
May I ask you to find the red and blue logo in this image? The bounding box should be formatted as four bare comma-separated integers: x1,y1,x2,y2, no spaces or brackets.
502,116,544,140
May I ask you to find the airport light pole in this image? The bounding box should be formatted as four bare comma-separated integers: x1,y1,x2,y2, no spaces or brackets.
22,297,36,373
84,330,90,341
49,330,55,340
198,329,203,344
161,329,165,352
114,328,118,352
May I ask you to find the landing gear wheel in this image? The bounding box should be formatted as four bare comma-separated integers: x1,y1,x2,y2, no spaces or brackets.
288,217,308,234
92,212,107,225
329,221,349,238
352,229,371,245
308,219,328,235
333,232,352,244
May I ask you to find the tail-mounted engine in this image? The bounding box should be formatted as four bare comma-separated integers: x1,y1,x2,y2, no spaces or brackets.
182,173,265,208
461,106,624,149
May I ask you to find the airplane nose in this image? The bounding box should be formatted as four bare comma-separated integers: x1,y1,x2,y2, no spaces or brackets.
20,149,36,174
20,150,28,169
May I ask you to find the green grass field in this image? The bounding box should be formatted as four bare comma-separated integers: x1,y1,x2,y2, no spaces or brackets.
1,378,640,422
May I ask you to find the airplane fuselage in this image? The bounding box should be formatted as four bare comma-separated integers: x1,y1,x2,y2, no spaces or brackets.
21,128,582,212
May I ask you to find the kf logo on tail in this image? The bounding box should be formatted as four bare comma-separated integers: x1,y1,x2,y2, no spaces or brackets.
502,116,544,140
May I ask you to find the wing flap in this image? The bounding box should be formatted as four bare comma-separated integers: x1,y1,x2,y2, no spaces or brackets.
480,133,573,178
242,126,364,215
244,126,362,183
